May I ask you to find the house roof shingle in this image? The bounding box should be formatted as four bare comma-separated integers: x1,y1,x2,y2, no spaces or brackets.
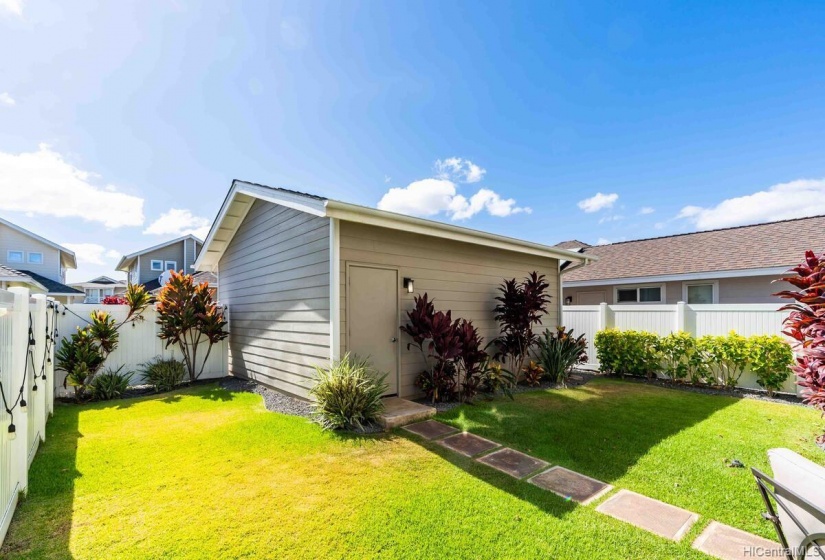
0,265,31,279
560,215,825,282
17,270,84,295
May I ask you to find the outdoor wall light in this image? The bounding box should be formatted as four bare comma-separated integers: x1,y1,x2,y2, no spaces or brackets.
564,296,573,305
403,278,414,293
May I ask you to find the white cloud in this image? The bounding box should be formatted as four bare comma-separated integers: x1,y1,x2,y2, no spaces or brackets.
435,157,487,183
596,237,612,246
0,0,23,16
639,207,655,215
377,178,530,221
578,192,618,213
598,214,624,224
0,144,145,228
143,208,211,239
0,92,15,106
676,179,825,230
63,243,121,266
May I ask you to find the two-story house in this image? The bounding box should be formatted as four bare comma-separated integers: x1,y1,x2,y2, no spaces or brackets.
0,216,83,303
115,235,204,292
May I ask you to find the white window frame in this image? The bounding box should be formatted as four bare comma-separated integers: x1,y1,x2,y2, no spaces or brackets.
165,260,177,271
7,250,23,263
614,284,665,304
682,281,719,304
150,259,163,271
27,252,43,264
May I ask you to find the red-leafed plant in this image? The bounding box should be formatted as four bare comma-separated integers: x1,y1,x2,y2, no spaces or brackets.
401,294,489,403
491,272,551,381
775,250,825,444
156,271,229,382
102,295,128,305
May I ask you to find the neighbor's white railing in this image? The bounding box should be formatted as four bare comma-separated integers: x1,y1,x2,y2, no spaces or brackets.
562,302,795,393
1,289,57,546
54,305,228,397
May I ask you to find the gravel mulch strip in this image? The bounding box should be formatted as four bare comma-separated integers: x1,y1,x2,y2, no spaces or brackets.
219,377,384,434
221,377,313,418
613,374,809,407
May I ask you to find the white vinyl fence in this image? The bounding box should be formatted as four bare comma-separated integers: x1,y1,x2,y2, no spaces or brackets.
54,304,228,397
1,289,57,546
563,302,796,393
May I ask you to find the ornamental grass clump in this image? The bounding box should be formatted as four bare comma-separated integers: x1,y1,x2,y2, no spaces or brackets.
88,365,133,401
310,354,387,431
140,357,187,393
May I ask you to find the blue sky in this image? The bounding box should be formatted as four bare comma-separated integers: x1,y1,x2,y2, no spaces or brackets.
1,0,824,283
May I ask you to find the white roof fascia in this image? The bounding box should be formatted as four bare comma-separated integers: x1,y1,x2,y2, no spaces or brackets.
562,266,790,288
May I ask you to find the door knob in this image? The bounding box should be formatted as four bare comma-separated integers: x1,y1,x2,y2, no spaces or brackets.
390,337,397,343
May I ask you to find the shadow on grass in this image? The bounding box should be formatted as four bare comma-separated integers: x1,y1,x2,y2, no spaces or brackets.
0,404,81,559
400,378,735,519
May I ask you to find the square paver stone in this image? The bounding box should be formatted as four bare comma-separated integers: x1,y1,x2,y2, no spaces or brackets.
437,432,500,457
401,420,458,440
477,448,549,479
528,466,613,505
693,521,784,560
596,489,699,541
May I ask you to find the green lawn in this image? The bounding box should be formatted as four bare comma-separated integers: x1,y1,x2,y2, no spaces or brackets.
2,379,822,559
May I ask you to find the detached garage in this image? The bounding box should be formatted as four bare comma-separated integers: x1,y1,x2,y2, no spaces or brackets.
195,180,593,399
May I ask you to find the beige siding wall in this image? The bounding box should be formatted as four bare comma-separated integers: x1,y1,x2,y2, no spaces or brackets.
563,274,788,305
219,199,330,399
339,221,560,399
0,224,61,281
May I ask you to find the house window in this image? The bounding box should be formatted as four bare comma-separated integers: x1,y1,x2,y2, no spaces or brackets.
151,260,163,271
615,285,664,304
683,282,718,304
165,261,177,271
28,252,43,264
7,250,23,263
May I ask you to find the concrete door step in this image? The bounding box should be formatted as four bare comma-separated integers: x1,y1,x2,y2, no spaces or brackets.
378,397,436,430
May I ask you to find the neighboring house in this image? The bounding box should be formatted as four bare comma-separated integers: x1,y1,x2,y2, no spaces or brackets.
115,235,203,292
0,216,83,303
558,215,825,305
195,180,593,400
148,270,217,297
68,276,128,304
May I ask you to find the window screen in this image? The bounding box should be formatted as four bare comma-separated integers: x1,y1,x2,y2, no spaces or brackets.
617,289,637,303
687,284,714,304
639,287,662,302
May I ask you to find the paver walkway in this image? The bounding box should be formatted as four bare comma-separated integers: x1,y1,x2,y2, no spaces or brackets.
401,419,781,559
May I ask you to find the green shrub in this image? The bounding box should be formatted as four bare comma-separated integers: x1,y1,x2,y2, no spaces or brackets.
140,357,187,392
697,332,750,388
479,361,517,399
309,354,387,431
89,365,133,400
748,335,793,396
594,329,659,378
535,327,588,384
656,331,707,383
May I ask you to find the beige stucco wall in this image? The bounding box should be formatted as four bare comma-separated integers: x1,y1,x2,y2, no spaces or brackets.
563,274,791,305
339,221,561,399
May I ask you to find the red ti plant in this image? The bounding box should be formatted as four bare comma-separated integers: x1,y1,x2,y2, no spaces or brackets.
775,250,825,443
491,272,551,381
400,294,488,403
101,295,128,305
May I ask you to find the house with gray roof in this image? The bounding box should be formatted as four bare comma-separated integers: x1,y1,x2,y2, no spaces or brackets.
115,235,203,292
559,215,824,305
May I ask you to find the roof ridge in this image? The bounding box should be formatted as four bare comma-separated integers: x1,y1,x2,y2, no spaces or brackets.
595,213,825,247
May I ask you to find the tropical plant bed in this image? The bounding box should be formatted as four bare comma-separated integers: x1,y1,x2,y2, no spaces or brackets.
54,376,226,404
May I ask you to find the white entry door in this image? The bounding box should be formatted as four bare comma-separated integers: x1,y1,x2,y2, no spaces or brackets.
347,265,400,396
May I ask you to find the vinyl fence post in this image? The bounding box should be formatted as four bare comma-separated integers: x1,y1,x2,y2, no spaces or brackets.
598,302,613,331
46,299,55,415
31,295,47,442
675,301,687,333
8,287,29,495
